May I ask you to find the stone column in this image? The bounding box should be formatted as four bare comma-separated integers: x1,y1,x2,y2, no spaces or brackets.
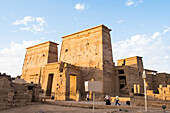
134,84,137,93
167,85,170,91
89,79,94,99
159,85,162,88
167,85,170,88
137,85,140,93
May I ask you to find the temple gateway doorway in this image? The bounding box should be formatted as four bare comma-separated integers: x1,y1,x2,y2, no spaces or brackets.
46,74,54,96
69,74,77,100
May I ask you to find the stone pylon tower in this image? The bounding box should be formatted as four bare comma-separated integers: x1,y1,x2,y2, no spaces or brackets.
21,41,59,84
59,24,115,96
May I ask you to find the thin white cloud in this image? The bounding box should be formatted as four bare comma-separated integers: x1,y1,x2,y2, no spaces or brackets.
151,32,160,39
0,40,41,77
125,0,143,6
13,16,34,25
13,16,46,33
75,3,85,10
113,28,170,73
163,26,170,34
20,27,30,31
117,19,124,24
125,0,134,6
36,17,45,26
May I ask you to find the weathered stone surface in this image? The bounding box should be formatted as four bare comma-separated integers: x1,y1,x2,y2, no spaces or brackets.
0,74,40,110
130,85,170,107
21,41,59,84
20,24,170,102
60,25,115,97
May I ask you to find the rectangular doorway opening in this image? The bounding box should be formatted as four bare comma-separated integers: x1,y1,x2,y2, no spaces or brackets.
46,73,54,96
70,75,77,100
119,76,126,89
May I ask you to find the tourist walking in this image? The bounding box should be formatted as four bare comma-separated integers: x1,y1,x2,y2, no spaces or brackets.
86,93,89,101
115,96,121,106
105,95,111,105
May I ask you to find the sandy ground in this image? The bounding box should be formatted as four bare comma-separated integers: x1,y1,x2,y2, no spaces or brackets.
0,103,169,113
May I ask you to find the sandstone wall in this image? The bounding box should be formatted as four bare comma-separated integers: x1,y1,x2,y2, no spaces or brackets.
0,73,40,111
117,56,143,73
102,26,115,96
41,62,81,100
130,85,170,108
59,25,115,96
21,41,59,84
115,66,141,96
145,73,170,93
60,25,104,82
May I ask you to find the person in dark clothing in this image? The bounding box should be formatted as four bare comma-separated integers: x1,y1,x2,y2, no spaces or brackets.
86,93,89,101
105,95,111,105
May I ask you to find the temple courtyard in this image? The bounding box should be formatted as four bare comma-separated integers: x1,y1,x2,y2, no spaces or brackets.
0,101,169,113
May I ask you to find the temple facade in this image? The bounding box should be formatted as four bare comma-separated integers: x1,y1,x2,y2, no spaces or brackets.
21,24,170,100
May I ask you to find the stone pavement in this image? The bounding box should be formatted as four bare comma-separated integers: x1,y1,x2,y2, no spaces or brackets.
1,100,170,113
0,103,169,113
44,99,168,111
0,104,170,113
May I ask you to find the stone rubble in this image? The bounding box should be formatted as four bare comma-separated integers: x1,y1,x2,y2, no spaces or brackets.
0,73,40,110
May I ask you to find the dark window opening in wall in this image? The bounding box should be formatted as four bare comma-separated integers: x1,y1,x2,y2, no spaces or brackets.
60,75,62,77
28,86,33,90
118,70,124,74
139,72,141,76
31,82,33,84
43,54,45,57
119,76,126,89
122,59,126,66
87,43,89,45
131,88,134,93
65,49,68,52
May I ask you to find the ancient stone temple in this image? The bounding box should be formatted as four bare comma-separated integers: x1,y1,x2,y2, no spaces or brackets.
59,25,115,98
21,24,170,101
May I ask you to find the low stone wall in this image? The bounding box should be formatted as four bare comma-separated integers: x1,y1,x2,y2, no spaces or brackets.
0,74,40,110
130,95,170,108
110,97,130,102
130,85,170,108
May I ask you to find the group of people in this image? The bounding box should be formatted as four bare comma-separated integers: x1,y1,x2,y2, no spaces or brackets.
86,93,121,106
105,95,121,106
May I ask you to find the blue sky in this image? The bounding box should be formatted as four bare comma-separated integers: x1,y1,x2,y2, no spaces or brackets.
0,0,170,76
